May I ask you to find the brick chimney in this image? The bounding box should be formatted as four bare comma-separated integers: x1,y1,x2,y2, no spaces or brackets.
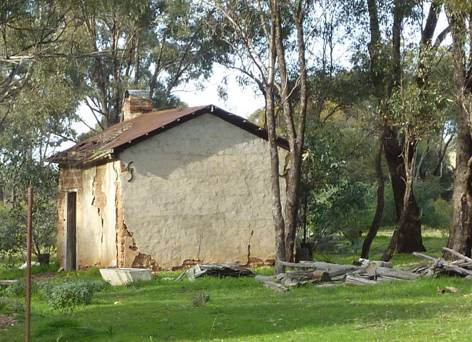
122,89,153,121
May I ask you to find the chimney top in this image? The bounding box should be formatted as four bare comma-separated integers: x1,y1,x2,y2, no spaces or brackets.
122,89,153,122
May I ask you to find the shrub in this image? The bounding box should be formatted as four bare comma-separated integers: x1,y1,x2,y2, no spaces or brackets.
192,291,210,307
45,282,93,311
40,280,109,311
84,280,110,293
0,297,23,315
3,281,25,298
423,198,452,229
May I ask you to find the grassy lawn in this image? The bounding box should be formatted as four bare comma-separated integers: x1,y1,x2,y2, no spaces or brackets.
314,228,448,266
2,229,472,341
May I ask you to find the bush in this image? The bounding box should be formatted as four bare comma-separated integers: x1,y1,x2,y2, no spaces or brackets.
43,282,93,311
192,291,210,307
381,177,453,229
423,198,453,229
40,280,109,311
84,280,110,293
0,297,23,315
3,281,25,298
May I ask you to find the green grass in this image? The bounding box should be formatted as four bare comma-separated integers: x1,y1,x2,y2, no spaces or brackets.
314,228,448,266
0,261,60,281
2,229,472,341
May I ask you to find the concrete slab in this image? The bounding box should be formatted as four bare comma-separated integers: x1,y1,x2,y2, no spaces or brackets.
99,268,153,286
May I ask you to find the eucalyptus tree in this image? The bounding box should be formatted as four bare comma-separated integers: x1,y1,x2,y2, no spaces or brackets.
0,55,79,258
0,0,71,128
207,0,316,268
363,0,451,259
444,0,472,257
69,0,224,127
0,1,79,258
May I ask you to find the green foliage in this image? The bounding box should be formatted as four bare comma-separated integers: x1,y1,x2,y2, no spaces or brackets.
40,281,108,311
425,198,453,229
381,177,453,229
387,80,448,138
192,291,210,307
2,280,25,298
0,204,24,257
0,296,23,316
302,108,377,250
415,178,453,229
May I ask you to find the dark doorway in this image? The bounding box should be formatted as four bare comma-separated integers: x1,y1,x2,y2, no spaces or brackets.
65,192,77,270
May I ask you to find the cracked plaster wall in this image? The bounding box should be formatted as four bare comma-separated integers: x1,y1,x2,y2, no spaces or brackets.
119,113,285,269
57,163,119,268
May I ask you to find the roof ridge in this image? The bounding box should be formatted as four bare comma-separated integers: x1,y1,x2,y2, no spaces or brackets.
48,105,288,166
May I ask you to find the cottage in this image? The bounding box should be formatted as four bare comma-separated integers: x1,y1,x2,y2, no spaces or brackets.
50,90,287,270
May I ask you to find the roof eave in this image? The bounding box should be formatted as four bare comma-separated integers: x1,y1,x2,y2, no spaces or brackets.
49,148,114,168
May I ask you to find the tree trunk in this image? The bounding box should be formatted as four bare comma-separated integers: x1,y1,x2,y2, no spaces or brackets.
284,153,302,262
383,129,425,261
447,134,472,256
265,18,286,274
271,0,307,262
383,126,425,254
361,140,385,259
444,7,472,258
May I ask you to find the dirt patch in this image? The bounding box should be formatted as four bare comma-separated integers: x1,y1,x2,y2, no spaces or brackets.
0,315,16,330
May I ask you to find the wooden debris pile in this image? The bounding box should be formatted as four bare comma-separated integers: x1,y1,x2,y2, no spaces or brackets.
255,260,420,292
412,247,472,279
176,264,254,281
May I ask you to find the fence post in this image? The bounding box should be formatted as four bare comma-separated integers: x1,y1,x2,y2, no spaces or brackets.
25,185,33,342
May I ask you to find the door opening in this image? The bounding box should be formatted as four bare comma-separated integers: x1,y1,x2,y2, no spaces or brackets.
65,192,77,270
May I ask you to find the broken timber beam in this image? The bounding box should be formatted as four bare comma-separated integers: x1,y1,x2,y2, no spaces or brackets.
412,252,438,261
442,247,472,264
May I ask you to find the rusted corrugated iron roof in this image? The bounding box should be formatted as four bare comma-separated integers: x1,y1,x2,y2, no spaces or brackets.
49,105,288,166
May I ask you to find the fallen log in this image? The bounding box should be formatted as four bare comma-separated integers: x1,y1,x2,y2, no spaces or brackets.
255,275,289,292
345,275,377,285
413,252,437,261
357,258,393,268
275,270,331,287
440,262,472,277
412,251,472,278
374,267,420,280
442,247,472,264
256,259,422,291
277,260,359,275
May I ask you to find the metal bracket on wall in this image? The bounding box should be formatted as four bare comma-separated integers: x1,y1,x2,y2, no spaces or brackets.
125,161,135,182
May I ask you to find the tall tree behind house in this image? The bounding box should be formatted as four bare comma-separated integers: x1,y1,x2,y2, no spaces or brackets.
209,0,340,268
445,0,472,257
69,0,227,128
364,0,451,259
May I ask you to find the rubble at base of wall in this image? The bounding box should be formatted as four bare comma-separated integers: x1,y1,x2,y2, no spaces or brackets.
132,253,161,271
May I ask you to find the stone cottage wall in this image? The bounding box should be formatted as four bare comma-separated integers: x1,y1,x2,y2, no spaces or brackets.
118,113,286,269
57,162,120,268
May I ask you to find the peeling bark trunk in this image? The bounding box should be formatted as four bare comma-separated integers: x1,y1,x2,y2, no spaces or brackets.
265,18,286,274
446,8,472,257
270,0,308,262
383,130,424,261
367,0,424,257
383,127,425,257
361,141,385,259
284,153,302,262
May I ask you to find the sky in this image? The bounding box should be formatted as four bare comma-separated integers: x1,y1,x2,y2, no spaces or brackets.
72,64,264,138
